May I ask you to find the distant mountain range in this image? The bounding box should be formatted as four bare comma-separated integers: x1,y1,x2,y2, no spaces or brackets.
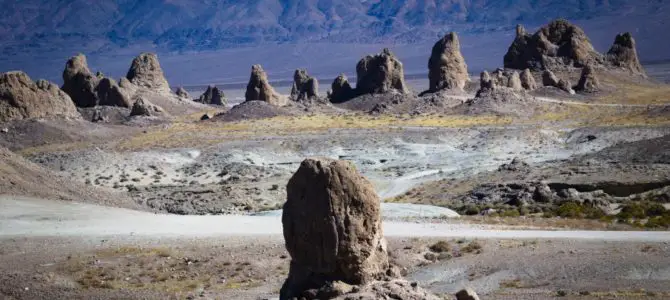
1,0,665,53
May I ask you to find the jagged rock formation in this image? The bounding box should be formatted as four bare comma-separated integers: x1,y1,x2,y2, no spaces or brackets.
356,48,408,95
245,64,286,106
575,65,600,93
129,96,165,117
290,69,319,102
606,32,646,76
126,52,171,94
520,69,538,90
329,74,355,103
95,78,131,107
477,69,533,96
175,87,190,99
428,32,469,91
504,20,602,70
197,85,226,105
507,71,523,91
280,158,438,300
558,79,575,94
61,54,100,107
542,70,560,87
0,71,79,122
479,71,494,91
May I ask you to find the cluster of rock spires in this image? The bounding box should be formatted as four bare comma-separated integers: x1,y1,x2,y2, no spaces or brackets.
476,68,536,97
290,69,319,102
196,85,226,106
0,71,79,122
62,54,131,108
504,19,645,77
280,157,480,300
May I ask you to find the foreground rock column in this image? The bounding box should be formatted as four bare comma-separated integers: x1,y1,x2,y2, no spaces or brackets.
428,32,469,91
280,158,389,299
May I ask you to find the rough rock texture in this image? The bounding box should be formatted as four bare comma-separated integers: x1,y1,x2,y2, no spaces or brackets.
290,69,319,102
0,71,79,122
280,158,389,299
456,288,481,300
428,32,469,91
575,65,600,93
333,280,441,300
95,78,131,107
129,96,165,117
329,74,355,103
504,20,601,70
126,53,171,94
245,64,286,106
61,54,100,107
356,48,408,95
507,71,523,91
606,32,646,76
479,71,494,90
175,87,190,99
197,85,226,105
558,78,575,94
520,69,538,90
542,70,560,87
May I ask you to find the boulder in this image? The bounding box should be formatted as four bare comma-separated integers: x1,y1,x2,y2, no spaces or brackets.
280,158,389,299
542,70,560,87
0,71,79,122
507,71,523,91
126,53,172,94
245,64,286,106
329,74,355,103
176,87,190,99
504,20,601,70
95,78,132,107
62,54,100,107
575,64,600,93
356,48,408,95
455,288,481,300
606,32,646,76
520,69,537,90
290,69,319,101
558,78,575,94
129,96,165,117
332,280,441,300
197,85,226,105
428,32,469,91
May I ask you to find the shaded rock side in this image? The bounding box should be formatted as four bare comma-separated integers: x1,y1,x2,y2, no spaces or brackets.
280,157,389,299
95,78,132,107
542,70,560,87
456,288,481,300
245,64,286,106
175,87,190,99
197,85,226,105
428,32,469,91
129,96,165,117
504,20,601,70
61,53,100,107
606,32,646,76
575,64,600,93
290,69,319,101
520,69,538,90
0,71,79,122
507,71,523,91
356,48,408,95
126,52,172,94
329,74,355,103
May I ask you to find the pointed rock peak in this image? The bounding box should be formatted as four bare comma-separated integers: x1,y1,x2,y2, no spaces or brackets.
245,64,285,106
382,48,393,56
607,32,645,76
516,24,526,37
613,32,635,48
428,31,468,91
126,52,171,93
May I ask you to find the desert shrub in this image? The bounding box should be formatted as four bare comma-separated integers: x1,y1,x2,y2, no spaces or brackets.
461,241,483,253
429,241,451,253
501,209,520,217
554,202,605,219
617,203,646,220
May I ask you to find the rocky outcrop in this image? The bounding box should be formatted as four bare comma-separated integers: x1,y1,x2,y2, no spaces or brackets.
456,288,481,300
356,48,408,95
245,64,286,106
62,54,100,107
575,65,600,93
477,69,532,96
280,158,438,300
197,85,226,105
129,96,165,117
479,71,494,91
332,280,441,300
542,70,560,87
329,74,355,103
558,79,575,94
520,69,538,90
428,32,469,91
290,69,319,102
0,71,79,122
504,20,602,70
126,53,171,94
95,78,132,107
606,32,646,76
175,87,190,99
507,71,523,91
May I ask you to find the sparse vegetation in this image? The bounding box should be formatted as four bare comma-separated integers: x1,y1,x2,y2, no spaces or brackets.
428,240,451,253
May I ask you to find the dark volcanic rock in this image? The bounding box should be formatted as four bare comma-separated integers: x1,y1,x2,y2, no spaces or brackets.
95,77,131,107
290,69,319,102
0,71,79,122
504,20,601,70
197,85,226,105
61,54,100,107
126,52,171,94
606,32,646,76
575,65,600,93
329,74,355,103
428,32,469,91
245,64,286,106
356,48,408,95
